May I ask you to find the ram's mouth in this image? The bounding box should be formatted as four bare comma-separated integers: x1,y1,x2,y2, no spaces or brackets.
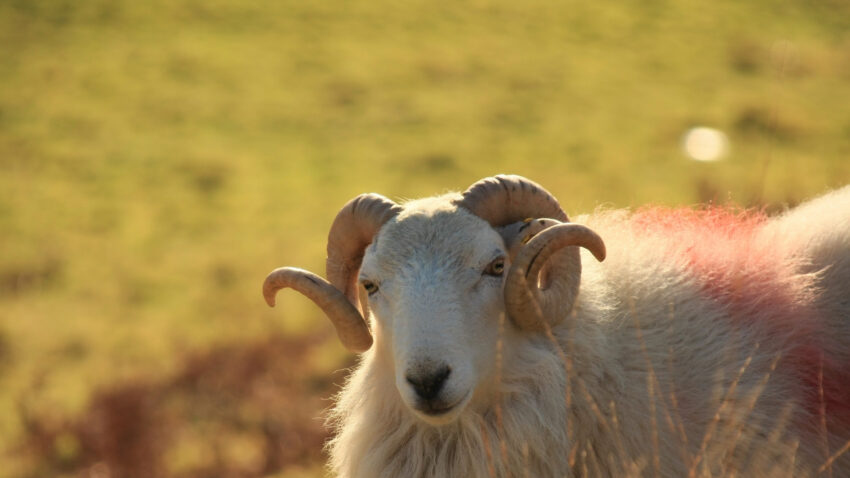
421,402,458,416
414,391,471,421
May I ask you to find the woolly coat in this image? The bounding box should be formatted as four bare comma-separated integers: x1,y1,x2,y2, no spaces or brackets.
326,187,850,478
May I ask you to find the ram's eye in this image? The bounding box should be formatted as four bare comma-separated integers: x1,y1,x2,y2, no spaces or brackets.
362,280,379,295
484,258,506,277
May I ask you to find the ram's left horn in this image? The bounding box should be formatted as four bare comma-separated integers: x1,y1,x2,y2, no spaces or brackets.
504,223,606,331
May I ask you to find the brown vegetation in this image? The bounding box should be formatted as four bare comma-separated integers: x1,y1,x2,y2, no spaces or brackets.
13,333,349,478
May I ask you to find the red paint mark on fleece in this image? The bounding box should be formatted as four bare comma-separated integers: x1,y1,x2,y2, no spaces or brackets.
630,206,850,431
629,207,790,313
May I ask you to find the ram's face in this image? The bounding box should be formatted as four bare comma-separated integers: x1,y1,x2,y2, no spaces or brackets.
263,176,605,425
359,201,507,425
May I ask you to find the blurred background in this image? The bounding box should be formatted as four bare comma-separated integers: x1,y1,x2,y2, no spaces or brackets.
1,1,849,476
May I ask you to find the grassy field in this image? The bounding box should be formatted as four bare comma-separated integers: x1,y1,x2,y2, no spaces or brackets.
1,0,849,476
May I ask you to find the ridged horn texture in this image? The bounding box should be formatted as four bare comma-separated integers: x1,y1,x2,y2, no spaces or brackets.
457,175,605,330
263,267,373,352
456,174,569,227
505,224,606,331
263,193,399,353
326,193,402,310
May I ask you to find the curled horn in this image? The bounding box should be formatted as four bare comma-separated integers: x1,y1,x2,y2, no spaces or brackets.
456,175,605,330
326,194,403,308
505,224,605,330
263,267,373,352
456,174,568,227
263,193,401,352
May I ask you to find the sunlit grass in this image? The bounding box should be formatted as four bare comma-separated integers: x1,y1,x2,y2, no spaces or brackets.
1,0,849,475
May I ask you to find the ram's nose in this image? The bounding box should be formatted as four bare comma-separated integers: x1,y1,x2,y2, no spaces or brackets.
405,365,451,401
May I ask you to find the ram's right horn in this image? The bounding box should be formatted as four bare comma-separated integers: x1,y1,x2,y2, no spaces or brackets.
263,267,373,352
263,193,401,353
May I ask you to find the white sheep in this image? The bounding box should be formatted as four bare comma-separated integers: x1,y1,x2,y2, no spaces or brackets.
263,175,850,477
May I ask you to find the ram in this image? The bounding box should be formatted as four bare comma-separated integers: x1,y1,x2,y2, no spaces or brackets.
263,175,850,477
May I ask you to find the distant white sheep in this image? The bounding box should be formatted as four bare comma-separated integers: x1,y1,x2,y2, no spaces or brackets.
263,175,850,477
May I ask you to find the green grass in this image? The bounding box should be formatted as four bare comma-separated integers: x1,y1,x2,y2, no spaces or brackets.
1,0,849,476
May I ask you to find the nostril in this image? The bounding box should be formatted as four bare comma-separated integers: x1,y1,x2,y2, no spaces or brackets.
406,365,451,401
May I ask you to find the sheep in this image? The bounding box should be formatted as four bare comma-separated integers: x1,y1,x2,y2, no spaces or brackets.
262,175,850,477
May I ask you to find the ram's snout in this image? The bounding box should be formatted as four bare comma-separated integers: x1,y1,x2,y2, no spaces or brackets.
406,364,450,400
400,360,472,423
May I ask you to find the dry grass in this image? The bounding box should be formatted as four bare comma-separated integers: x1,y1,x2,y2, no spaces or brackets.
470,301,850,478
11,333,348,478
9,296,850,478
2,0,849,476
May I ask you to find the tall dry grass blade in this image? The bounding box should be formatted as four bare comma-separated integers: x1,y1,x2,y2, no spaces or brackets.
688,343,761,477
819,440,850,475
629,295,661,478
521,442,530,478
818,352,832,478
641,338,686,471
724,401,793,472
494,312,509,468
544,314,613,469
579,448,589,478
664,299,691,469
667,345,691,468
646,370,661,478
480,417,497,478
541,320,576,466
628,457,649,478
575,378,608,429
583,440,602,478
608,400,628,460
717,350,784,474
789,439,799,475
753,39,794,203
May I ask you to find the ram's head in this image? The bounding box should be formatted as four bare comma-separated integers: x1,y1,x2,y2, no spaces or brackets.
263,175,605,424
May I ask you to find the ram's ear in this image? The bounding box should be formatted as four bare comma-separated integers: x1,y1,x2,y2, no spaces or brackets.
497,218,563,261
